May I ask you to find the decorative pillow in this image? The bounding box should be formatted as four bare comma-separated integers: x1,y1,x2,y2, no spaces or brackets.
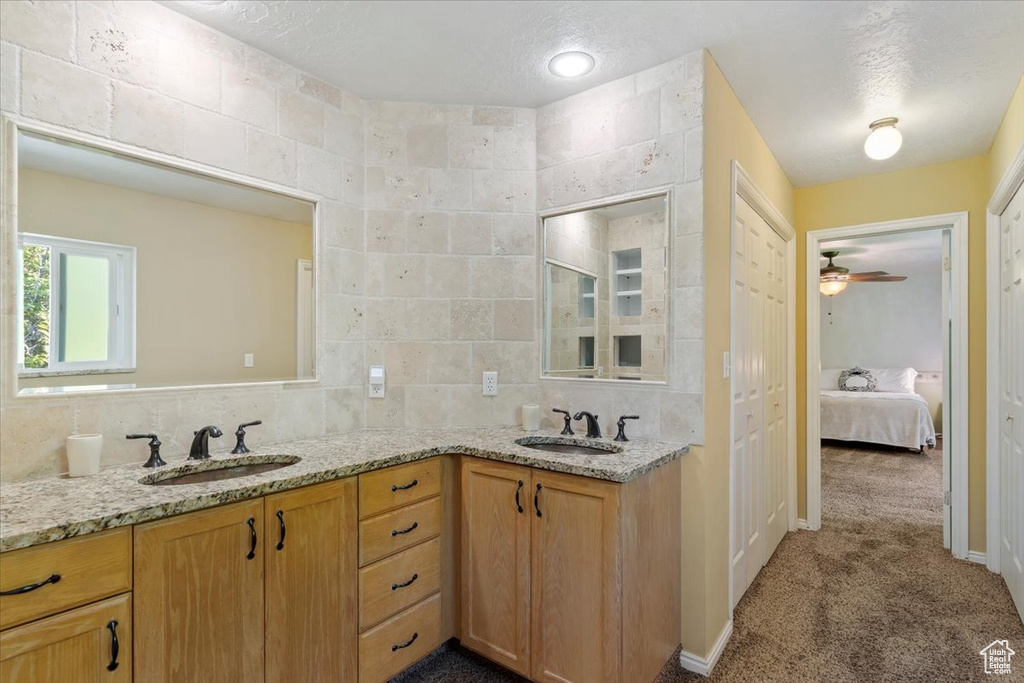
839,366,876,392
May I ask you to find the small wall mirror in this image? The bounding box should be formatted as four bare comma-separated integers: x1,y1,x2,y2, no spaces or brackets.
12,129,316,395
541,193,669,383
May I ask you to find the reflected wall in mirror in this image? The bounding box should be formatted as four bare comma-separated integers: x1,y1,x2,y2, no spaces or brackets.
14,130,316,395
542,193,669,382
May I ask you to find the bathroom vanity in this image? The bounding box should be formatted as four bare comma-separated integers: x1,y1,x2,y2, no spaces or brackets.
0,428,685,683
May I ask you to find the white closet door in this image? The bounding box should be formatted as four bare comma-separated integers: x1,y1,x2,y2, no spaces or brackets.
763,227,788,559
999,181,1024,622
732,196,765,607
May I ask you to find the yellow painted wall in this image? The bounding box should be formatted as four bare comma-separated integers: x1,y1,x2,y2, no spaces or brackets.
699,52,795,656
794,155,990,550
989,75,1024,194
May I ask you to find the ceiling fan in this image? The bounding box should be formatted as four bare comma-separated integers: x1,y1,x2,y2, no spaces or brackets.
819,250,907,297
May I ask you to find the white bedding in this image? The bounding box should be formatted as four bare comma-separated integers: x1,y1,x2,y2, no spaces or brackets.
820,390,936,450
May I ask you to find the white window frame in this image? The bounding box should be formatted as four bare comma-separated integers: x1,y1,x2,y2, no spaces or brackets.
17,233,136,375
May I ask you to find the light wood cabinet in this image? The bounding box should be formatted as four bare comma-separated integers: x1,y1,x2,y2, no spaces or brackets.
264,479,358,683
459,458,532,676
134,499,265,683
530,470,620,683
459,456,681,683
0,593,131,683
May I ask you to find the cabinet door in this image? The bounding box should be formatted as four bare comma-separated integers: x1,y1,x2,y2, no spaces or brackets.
134,499,264,683
265,478,358,683
531,471,620,683
0,593,131,683
460,458,531,676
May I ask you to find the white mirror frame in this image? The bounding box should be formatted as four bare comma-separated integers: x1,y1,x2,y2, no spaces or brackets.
537,186,673,386
1,114,322,401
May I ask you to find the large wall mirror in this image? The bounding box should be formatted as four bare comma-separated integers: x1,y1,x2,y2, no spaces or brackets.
10,127,316,395
541,193,669,383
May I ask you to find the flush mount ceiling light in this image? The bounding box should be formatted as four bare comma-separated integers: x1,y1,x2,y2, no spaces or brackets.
548,51,595,78
863,117,903,160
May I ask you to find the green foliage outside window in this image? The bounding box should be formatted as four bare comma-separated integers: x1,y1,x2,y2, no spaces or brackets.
22,244,50,369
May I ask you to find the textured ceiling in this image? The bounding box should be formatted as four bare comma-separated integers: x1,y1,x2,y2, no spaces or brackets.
821,229,944,272
164,0,1024,186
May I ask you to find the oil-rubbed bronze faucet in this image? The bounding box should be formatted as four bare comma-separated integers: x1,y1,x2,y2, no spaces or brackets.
552,408,574,435
189,425,222,460
573,411,602,439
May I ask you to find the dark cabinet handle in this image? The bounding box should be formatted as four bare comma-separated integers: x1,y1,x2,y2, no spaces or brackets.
106,619,120,671
391,573,419,591
515,480,524,513
391,521,419,537
392,632,418,651
534,483,543,518
246,517,257,560
276,510,286,551
391,479,418,492
0,573,61,596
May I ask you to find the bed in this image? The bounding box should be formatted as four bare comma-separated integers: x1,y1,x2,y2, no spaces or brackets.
820,367,937,451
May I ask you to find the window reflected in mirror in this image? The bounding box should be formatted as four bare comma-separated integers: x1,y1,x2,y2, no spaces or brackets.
542,194,669,383
14,130,316,395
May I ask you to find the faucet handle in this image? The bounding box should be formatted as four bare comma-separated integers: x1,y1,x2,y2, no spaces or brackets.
614,415,640,442
232,420,263,454
552,409,574,436
126,433,166,468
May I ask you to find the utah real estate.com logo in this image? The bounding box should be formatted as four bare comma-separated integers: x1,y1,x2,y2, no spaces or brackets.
980,640,1015,675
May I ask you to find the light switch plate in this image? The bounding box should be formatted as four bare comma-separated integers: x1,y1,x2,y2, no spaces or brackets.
369,365,386,398
244,353,254,368
482,371,498,396
722,352,730,379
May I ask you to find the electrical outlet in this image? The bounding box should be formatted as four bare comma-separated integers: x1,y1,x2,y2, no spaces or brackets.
244,353,255,368
722,351,730,379
482,371,498,396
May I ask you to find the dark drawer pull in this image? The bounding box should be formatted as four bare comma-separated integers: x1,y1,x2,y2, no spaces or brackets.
391,479,418,492
534,483,543,518
392,632,418,651
276,510,286,551
0,573,61,596
515,480,524,513
391,521,419,537
106,619,120,671
246,517,257,560
391,573,419,590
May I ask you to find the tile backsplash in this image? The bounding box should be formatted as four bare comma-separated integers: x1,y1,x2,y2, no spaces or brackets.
0,0,704,480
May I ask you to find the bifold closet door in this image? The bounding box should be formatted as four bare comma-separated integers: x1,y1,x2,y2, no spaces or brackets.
732,195,766,607
763,227,788,559
999,181,1024,622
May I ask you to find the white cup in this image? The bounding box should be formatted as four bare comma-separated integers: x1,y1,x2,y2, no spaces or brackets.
67,434,103,477
522,404,541,432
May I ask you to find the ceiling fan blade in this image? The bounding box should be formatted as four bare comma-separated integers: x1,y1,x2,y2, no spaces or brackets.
847,271,889,277
846,275,907,282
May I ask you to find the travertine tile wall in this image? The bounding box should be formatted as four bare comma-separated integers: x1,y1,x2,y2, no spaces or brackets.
0,1,704,482
0,0,369,479
536,51,705,443
360,101,538,431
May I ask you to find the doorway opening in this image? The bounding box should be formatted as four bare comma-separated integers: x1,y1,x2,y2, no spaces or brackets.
805,213,969,559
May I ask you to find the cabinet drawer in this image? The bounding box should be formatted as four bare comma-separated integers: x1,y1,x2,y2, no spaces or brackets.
359,593,440,683
0,592,131,683
359,459,440,519
0,529,132,630
359,496,441,567
359,537,440,631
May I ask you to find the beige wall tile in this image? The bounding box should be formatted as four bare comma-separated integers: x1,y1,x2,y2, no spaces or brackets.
407,124,449,168
494,299,535,341
246,127,297,185
0,0,74,60
222,64,277,132
23,52,110,136
0,42,19,113
183,104,246,173
77,2,159,87
280,90,325,146
158,35,221,110
112,81,182,154
451,300,493,340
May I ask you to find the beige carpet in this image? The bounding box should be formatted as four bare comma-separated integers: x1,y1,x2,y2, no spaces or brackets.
397,439,1024,682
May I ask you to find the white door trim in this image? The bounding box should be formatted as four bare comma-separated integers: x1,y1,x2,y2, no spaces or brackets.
805,212,970,560
729,160,797,617
986,142,1024,573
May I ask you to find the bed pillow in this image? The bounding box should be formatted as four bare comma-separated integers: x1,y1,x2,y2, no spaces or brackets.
868,367,917,393
821,368,844,390
838,367,876,392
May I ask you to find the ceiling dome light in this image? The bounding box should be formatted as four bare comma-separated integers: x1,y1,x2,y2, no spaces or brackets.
864,117,903,160
548,51,595,78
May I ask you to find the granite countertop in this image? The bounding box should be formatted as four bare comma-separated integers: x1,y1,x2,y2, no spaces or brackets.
0,427,688,553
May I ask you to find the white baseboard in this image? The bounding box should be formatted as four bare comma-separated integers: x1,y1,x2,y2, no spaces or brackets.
797,518,810,530
967,551,987,565
679,619,733,676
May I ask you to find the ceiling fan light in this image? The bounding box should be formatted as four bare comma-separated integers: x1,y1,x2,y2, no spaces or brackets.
820,279,848,297
864,118,902,160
